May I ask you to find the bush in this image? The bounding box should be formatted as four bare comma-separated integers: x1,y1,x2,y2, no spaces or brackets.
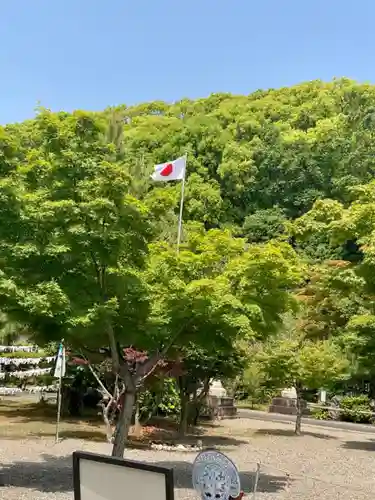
310,407,330,420
339,395,373,424
138,378,180,422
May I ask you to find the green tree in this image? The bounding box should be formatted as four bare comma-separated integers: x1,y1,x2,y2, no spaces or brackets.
8,79,375,232
147,226,302,433
176,342,246,433
86,79,375,228
242,208,287,243
232,341,274,407
0,110,154,456
0,313,30,346
257,316,349,434
292,181,375,386
0,107,303,457
6,78,375,452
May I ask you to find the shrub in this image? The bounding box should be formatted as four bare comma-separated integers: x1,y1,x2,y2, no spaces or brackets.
138,378,180,422
339,395,373,424
310,407,330,420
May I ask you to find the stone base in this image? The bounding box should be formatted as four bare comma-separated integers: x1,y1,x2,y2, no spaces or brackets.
208,396,235,407
205,395,237,419
216,405,237,418
268,396,310,416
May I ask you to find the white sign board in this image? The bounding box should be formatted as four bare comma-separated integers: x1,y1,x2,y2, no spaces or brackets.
73,451,174,500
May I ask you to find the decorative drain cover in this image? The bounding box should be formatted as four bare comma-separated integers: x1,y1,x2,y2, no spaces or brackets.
192,450,241,500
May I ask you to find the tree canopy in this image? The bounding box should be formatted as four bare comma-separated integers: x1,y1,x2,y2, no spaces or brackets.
3,78,375,447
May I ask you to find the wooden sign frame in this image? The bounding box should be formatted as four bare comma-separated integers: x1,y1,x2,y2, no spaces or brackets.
73,451,174,500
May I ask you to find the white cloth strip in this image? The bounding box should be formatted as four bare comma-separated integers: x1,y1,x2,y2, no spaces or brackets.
0,387,23,395
26,385,58,393
0,385,58,395
0,367,51,379
0,356,56,365
0,346,38,353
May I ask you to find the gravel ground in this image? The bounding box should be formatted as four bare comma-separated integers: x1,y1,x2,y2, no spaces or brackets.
2,417,375,500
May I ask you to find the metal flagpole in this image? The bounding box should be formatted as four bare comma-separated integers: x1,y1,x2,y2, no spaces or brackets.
54,339,65,443
176,154,187,254
55,371,62,443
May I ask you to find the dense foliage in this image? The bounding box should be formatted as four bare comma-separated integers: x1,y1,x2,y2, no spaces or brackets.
3,78,375,445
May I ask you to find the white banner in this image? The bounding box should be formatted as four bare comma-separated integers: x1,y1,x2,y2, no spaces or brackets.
0,345,37,353
0,367,51,379
0,356,56,366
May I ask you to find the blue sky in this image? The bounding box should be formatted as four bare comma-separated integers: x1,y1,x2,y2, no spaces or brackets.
1,0,374,123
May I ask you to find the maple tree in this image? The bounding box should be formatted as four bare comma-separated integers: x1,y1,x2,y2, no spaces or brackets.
3,78,375,452
0,110,303,456
256,315,349,434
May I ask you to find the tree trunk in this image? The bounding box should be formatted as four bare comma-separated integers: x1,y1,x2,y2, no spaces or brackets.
294,382,303,436
193,397,200,426
369,376,375,399
179,393,189,436
102,396,115,443
178,375,190,436
111,390,135,457
133,395,142,438
190,378,210,426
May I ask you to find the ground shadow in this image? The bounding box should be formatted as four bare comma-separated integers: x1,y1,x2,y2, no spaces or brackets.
150,460,290,493
342,439,375,451
0,431,107,442
0,402,246,446
0,454,73,492
197,420,223,429
149,431,248,447
198,435,247,447
254,429,336,440
143,417,232,439
0,455,290,494
0,401,101,426
30,429,106,442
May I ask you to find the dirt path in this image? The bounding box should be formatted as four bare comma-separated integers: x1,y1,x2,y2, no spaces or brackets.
2,417,375,499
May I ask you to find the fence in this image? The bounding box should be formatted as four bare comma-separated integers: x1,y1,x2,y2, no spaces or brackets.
307,402,375,420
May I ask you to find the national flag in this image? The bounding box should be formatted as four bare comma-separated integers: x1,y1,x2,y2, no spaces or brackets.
151,156,186,182
53,342,66,379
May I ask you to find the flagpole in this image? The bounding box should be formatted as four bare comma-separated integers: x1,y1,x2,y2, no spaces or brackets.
55,373,62,443
176,154,187,254
55,339,65,443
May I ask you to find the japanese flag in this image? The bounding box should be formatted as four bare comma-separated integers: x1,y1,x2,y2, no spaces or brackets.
151,156,186,182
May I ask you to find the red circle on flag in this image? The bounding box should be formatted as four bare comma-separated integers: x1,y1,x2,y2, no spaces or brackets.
160,163,173,176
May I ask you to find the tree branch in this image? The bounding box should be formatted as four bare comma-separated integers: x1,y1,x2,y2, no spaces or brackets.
107,323,120,374
135,320,191,385
74,342,110,358
90,250,102,290
80,352,112,399
119,362,136,392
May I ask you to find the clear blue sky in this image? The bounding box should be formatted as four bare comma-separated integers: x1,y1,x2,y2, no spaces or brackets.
1,0,374,124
